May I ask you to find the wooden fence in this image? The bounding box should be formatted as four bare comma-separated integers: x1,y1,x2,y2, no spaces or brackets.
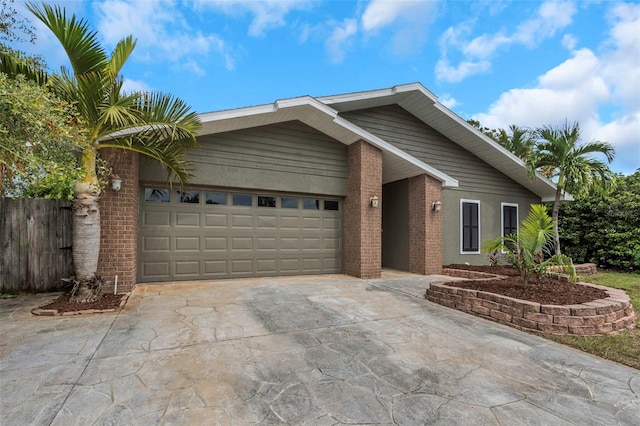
1,198,73,293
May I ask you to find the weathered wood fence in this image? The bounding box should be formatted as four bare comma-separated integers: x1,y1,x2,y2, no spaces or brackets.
1,198,73,293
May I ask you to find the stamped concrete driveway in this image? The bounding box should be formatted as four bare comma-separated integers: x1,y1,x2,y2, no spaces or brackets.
1,272,639,425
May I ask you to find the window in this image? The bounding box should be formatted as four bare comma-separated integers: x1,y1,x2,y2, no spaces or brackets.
206,192,226,205
324,200,339,211
144,188,170,202
461,200,480,254
502,203,518,237
178,190,200,203
281,197,299,209
232,194,253,206
258,196,276,207
303,198,320,210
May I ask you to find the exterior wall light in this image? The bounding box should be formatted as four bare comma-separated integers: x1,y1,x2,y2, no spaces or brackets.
111,175,123,192
369,195,379,208
432,200,442,212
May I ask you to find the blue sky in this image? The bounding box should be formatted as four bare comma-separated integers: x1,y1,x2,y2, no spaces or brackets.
11,0,640,174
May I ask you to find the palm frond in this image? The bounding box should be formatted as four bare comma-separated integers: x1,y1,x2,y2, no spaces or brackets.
26,2,106,76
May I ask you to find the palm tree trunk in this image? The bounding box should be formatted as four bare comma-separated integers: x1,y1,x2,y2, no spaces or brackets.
552,187,562,255
70,180,102,302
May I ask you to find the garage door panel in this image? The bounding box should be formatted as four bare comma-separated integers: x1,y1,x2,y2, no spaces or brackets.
257,259,277,273
257,237,277,250
231,237,253,250
232,214,253,228
140,188,342,282
175,261,200,276
280,237,300,250
144,211,171,226
142,236,170,252
302,217,321,229
143,262,170,278
205,237,227,251
231,260,253,273
175,237,200,251
176,212,200,227
257,215,277,228
205,213,228,227
324,218,339,230
204,260,228,275
280,258,300,271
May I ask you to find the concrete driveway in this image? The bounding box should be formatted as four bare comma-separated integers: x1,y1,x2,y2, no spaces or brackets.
1,272,639,425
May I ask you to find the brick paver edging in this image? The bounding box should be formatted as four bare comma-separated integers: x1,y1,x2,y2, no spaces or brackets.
426,280,636,335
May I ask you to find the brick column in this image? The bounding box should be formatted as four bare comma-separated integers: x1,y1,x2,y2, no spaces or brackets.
97,149,139,292
408,174,443,275
344,140,382,279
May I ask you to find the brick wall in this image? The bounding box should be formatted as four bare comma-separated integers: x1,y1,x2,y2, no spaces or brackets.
97,149,139,293
344,141,382,279
408,174,443,275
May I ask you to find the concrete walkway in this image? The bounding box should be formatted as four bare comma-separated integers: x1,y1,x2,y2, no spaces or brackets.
1,273,638,425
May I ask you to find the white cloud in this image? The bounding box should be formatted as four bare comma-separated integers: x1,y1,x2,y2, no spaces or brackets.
435,58,490,83
95,0,233,75
472,4,640,176
437,1,578,82
360,0,439,55
121,78,151,94
439,94,459,109
472,49,610,129
562,34,578,50
325,19,358,64
195,0,313,37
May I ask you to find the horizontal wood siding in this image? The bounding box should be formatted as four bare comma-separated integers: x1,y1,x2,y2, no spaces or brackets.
140,120,348,196
0,199,73,293
342,105,536,198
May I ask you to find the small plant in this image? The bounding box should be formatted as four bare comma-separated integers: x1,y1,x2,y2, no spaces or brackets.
488,249,500,267
484,204,576,284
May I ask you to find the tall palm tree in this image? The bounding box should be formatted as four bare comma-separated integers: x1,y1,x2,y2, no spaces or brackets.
533,121,615,255
24,2,201,301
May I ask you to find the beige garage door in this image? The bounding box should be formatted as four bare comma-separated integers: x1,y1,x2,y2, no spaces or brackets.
138,187,343,282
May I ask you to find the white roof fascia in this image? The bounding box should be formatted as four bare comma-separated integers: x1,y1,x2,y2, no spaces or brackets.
333,116,458,188
319,82,438,107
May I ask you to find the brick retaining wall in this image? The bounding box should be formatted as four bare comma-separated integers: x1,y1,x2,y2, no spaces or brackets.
426,281,636,335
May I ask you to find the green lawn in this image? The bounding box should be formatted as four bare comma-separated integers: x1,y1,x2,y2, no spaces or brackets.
544,271,640,369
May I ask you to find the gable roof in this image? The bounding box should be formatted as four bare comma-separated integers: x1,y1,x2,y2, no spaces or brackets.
199,83,564,201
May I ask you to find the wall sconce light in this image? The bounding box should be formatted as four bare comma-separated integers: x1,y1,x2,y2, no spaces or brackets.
111,175,123,192
432,200,442,212
369,195,379,208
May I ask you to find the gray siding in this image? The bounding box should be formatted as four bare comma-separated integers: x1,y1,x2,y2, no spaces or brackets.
342,105,535,197
442,190,540,265
139,121,348,196
382,179,409,271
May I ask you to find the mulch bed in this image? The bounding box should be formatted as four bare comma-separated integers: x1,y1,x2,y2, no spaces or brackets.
37,293,127,314
443,264,608,305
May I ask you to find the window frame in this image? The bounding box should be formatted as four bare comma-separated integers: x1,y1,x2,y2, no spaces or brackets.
501,203,519,238
460,199,481,254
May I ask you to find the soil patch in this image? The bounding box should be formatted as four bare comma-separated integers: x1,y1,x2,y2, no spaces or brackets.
443,264,608,305
37,293,126,314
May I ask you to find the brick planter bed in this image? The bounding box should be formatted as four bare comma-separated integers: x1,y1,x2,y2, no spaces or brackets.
426,277,636,336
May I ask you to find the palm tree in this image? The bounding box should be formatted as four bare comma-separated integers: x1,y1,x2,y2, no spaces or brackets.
533,121,615,255
496,125,534,160
24,3,201,301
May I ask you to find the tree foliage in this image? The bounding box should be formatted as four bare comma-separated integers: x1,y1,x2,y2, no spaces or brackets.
531,121,616,255
558,171,640,271
0,73,84,198
484,204,576,284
